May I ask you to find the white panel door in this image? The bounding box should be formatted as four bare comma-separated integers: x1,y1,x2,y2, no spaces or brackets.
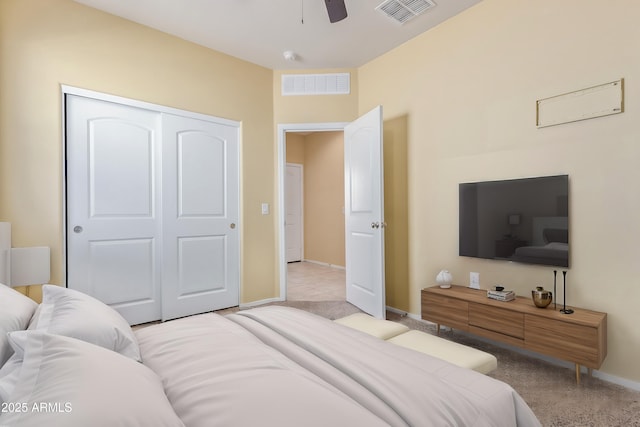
344,106,385,319
66,95,162,325
285,163,303,263
161,114,239,321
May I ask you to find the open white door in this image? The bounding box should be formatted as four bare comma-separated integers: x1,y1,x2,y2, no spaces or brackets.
344,106,385,318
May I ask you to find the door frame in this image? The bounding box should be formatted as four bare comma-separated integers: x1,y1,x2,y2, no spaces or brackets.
61,85,242,303
277,122,348,300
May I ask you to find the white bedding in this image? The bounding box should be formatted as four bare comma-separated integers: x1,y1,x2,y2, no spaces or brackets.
137,306,541,427
0,283,541,426
135,311,389,427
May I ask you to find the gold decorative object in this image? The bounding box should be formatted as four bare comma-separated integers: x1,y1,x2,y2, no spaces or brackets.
532,286,553,308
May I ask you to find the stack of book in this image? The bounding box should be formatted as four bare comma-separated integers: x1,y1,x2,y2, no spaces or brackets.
487,289,516,302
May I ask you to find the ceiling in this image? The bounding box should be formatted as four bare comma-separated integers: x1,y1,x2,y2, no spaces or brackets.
73,0,482,70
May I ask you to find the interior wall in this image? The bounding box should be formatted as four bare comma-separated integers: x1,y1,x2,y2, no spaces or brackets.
358,0,640,383
285,133,306,164
303,131,345,267
383,116,410,311
0,0,275,303
285,132,345,267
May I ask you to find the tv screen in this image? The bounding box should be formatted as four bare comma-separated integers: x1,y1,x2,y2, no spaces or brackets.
459,175,569,267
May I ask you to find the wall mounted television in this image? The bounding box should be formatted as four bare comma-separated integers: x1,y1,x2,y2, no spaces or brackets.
459,175,569,267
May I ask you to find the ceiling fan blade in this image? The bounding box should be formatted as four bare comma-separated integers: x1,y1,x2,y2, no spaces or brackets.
325,0,347,23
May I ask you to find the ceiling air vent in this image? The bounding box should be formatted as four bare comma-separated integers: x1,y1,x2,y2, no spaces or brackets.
282,73,350,96
376,0,436,24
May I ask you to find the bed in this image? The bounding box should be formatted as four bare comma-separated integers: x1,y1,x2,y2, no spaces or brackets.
0,283,541,426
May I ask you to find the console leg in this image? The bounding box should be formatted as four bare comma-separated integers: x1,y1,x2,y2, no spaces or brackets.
575,364,581,385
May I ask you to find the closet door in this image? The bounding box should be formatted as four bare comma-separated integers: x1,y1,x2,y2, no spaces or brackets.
160,113,240,321
66,95,163,325
66,92,241,325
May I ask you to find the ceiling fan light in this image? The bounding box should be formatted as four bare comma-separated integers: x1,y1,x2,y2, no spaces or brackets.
283,51,297,61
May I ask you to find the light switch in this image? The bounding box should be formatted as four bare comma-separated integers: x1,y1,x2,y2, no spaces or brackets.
261,203,270,215
470,272,480,289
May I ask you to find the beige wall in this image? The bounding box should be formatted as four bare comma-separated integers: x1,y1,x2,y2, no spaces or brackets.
359,0,640,383
383,116,409,310
0,0,275,303
302,132,345,266
285,132,345,267
285,133,306,164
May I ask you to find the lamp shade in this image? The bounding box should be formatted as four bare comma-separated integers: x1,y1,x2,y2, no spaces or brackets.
10,247,51,286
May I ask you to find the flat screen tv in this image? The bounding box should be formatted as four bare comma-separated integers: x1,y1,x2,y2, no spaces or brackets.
459,175,569,267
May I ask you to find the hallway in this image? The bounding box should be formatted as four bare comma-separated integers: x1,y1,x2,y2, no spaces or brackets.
286,261,345,301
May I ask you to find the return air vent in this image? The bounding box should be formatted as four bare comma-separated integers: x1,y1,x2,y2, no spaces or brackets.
281,73,350,96
376,0,436,24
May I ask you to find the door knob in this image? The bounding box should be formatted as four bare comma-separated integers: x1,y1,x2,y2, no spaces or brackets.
371,222,380,229
230,223,236,229
73,226,83,234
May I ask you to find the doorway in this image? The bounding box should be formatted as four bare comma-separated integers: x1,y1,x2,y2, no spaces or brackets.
278,107,386,317
284,130,346,301
278,123,346,300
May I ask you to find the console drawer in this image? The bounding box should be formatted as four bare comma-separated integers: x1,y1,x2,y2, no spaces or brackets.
422,292,469,331
525,315,600,368
469,302,524,339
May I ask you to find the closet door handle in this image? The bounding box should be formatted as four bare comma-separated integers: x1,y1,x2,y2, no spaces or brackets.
230,223,236,229
73,226,83,234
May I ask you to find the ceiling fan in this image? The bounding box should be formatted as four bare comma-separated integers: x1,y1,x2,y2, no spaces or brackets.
324,0,348,23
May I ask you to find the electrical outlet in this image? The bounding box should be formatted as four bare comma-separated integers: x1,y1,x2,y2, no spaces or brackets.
261,203,270,215
470,272,480,289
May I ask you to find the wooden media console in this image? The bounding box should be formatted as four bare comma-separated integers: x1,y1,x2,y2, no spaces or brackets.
421,285,607,383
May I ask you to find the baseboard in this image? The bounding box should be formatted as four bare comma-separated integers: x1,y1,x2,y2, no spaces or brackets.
469,334,640,392
239,297,283,309
393,309,640,392
302,259,346,270
591,370,640,392
386,306,425,322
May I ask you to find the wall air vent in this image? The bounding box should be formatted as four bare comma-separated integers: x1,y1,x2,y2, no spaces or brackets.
376,0,436,24
281,73,350,96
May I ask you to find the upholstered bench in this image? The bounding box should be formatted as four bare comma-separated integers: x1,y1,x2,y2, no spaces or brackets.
334,312,409,340
388,330,497,374
334,313,497,375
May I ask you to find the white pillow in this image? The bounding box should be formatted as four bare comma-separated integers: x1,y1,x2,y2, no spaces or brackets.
29,285,141,361
0,331,184,427
0,283,38,366
0,353,22,404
